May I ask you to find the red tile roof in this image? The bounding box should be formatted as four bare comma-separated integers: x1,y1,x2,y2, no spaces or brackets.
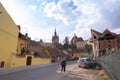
47,48,67,57
91,29,117,38
102,29,116,37
91,29,102,37
71,34,84,43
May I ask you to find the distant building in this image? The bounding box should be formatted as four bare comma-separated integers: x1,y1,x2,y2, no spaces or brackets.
47,48,67,62
39,28,59,48
91,29,120,57
70,34,88,58
52,28,59,48
27,37,50,57
71,34,85,49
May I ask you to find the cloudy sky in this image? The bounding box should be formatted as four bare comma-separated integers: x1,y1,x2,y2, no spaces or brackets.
1,0,120,43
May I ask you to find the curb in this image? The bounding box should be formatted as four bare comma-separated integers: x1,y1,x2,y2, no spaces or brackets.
0,63,57,75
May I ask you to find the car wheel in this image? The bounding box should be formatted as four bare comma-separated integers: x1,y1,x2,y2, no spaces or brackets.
86,65,89,69
79,65,81,68
95,64,102,70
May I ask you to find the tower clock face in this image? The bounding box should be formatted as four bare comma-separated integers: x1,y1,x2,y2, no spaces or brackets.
54,38,59,43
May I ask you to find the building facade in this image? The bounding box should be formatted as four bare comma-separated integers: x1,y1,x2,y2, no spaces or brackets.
71,34,85,49
70,34,88,58
17,25,28,56
91,29,120,57
11,36,51,67
0,2,51,68
0,2,19,68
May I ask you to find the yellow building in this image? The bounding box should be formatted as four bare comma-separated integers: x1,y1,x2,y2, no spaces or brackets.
11,54,50,67
73,49,88,59
0,2,50,68
17,27,27,56
0,2,19,68
10,33,51,67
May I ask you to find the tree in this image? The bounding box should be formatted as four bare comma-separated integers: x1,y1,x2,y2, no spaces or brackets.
34,52,39,57
63,36,70,49
21,48,25,56
70,43,76,52
64,36,69,45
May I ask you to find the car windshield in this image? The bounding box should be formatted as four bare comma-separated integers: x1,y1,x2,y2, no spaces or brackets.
86,58,91,61
80,59,84,62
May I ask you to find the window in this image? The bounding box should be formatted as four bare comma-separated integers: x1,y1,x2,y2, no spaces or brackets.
20,43,24,48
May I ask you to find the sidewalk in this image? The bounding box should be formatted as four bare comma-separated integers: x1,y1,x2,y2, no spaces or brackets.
58,64,103,80
0,63,55,75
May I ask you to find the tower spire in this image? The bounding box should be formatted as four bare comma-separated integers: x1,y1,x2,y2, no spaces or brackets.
55,27,57,36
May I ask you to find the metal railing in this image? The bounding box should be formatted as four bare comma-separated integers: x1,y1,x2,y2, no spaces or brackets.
97,51,120,80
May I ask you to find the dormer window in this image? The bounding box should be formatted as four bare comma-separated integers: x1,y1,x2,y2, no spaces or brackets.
94,36,97,39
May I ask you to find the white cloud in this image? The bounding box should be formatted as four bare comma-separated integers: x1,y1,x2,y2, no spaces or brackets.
44,0,120,40
36,0,40,2
103,0,120,12
43,0,101,39
27,25,54,42
113,28,120,34
1,0,120,42
1,0,34,29
28,5,37,11
44,0,77,25
1,0,44,40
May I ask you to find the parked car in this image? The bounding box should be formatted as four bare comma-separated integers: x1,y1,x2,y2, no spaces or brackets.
77,57,90,68
77,57,102,70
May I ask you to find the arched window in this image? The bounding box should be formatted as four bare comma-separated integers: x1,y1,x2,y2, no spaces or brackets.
20,43,24,48
20,43,25,55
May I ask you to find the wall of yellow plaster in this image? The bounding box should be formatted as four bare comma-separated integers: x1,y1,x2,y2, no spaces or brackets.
73,53,80,58
73,52,88,58
32,58,50,65
11,56,26,67
0,3,19,68
80,53,88,58
11,55,50,67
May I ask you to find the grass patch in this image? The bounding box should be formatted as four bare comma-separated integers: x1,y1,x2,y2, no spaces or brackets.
98,70,110,80
104,77,109,80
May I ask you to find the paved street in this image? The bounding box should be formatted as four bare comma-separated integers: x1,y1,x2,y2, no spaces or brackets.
62,64,103,80
0,61,103,80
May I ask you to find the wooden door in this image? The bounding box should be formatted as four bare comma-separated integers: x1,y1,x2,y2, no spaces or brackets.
26,56,32,65
0,61,5,68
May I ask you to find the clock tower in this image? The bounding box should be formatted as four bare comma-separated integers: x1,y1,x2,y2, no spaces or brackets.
52,28,59,47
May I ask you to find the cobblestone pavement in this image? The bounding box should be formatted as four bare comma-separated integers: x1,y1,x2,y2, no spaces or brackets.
59,64,103,80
